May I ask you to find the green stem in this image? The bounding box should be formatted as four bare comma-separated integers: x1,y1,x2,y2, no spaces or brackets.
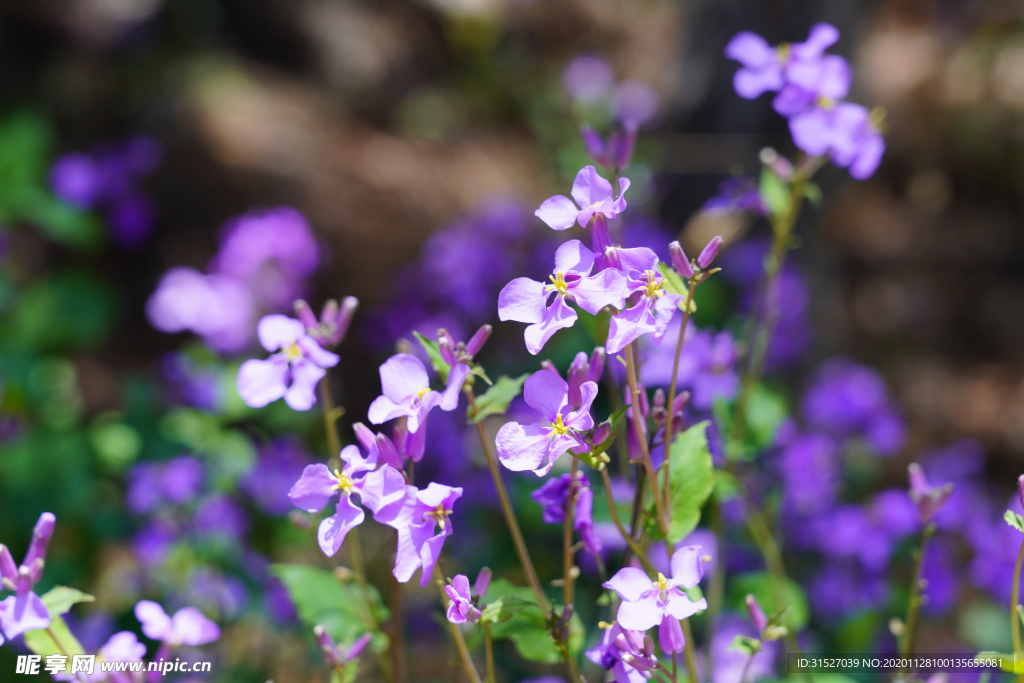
600,468,655,573
1014,536,1024,656
564,458,580,608
738,642,762,683
901,523,935,662
624,343,668,535
320,373,342,461
680,617,700,683
483,622,495,683
662,277,698,514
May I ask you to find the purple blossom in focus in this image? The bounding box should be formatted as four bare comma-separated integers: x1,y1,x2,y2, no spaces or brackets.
586,622,651,683
0,512,55,640
535,166,630,232
606,247,682,355
378,482,463,587
603,546,707,630
444,574,481,624
368,353,461,433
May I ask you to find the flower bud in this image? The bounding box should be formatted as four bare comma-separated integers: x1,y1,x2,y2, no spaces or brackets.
669,241,694,279
395,421,426,463
658,615,685,654
593,422,612,445
587,347,606,384
541,359,560,375
745,594,769,633
581,125,609,167
610,123,637,171
333,296,358,345
24,513,55,569
697,236,723,269
637,383,649,417
591,214,613,257
465,324,492,357
1018,474,1024,510
313,625,339,667
437,329,457,366
473,567,491,599
294,299,318,331
375,433,404,470
345,633,373,661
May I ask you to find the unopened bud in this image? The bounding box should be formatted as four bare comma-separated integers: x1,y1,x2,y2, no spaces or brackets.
653,388,665,409
593,423,612,445
473,567,492,599
669,241,694,279
540,359,560,375
465,324,492,357
610,123,637,171
1017,474,1024,510
313,625,339,667
697,236,723,270
294,299,318,331
587,347,606,384
334,296,358,344
437,329,457,365
580,124,610,167
745,594,769,633
636,383,649,417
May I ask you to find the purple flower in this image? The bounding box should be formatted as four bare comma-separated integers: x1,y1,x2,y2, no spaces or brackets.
531,472,603,555
444,574,481,624
53,631,147,683
240,438,313,516
535,166,630,232
586,622,657,683
294,296,359,349
495,370,597,476
367,353,461,433
703,177,766,216
237,314,340,411
380,483,463,587
725,24,840,101
499,240,626,355
51,153,103,208
581,124,636,172
315,626,372,669
825,103,886,179
606,247,683,355
613,81,660,127
126,456,205,514
563,55,614,104
146,267,255,353
909,463,953,523
0,512,55,639
778,433,839,515
288,445,408,557
134,600,220,647
132,517,179,567
603,546,707,630
675,329,739,411
193,495,250,539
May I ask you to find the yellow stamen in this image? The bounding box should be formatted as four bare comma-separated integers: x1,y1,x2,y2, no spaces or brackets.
816,95,836,110
285,342,303,361
777,43,791,62
416,387,430,400
643,270,664,299
332,469,354,494
548,413,570,438
426,503,454,530
654,573,669,591
869,106,887,133
546,271,569,295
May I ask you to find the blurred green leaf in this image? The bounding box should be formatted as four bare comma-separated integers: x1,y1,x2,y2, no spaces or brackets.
40,586,95,616
89,419,142,471
663,421,715,543
468,374,527,424
483,578,583,664
730,572,809,632
4,270,118,351
759,166,789,218
23,615,85,658
1004,509,1024,534
728,633,760,655
745,384,787,450
414,331,451,383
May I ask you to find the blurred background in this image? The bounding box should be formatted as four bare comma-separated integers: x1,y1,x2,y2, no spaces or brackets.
2,0,1024,681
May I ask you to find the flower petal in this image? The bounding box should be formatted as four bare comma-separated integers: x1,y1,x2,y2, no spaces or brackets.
523,368,570,420
789,108,833,157
554,240,596,276
171,607,220,646
379,354,430,403
288,464,337,512
284,361,326,411
602,566,652,603
524,296,577,355
368,395,411,425
663,591,706,621
570,165,613,209
358,465,409,517
725,31,776,68
670,546,705,588
318,496,365,557
495,422,550,472
498,278,547,324
134,600,173,641
237,358,288,408
570,268,627,315
441,362,470,411
297,336,340,368
535,195,580,231
606,299,654,355
565,381,598,432
257,314,305,352
615,594,662,631
0,592,50,639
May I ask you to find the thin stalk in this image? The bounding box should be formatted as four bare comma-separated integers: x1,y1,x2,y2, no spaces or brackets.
1013,536,1024,657
606,370,631,479
672,656,679,683
738,644,761,683
467,389,550,615
391,569,406,683
662,277,698,512
624,344,668,535
483,622,495,683
320,373,342,460
564,458,580,608
680,617,700,683
601,468,654,573
46,626,70,657
901,523,935,664
434,566,483,683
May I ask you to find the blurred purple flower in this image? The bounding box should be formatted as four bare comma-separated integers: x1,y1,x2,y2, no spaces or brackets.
0,512,55,639
193,495,250,539
160,354,221,411
241,438,313,516
51,153,103,209
563,55,614,104
778,433,839,514
127,456,205,514
809,562,888,619
614,81,660,127
132,517,179,567
135,600,220,647
703,176,766,215
147,267,255,353
709,614,778,683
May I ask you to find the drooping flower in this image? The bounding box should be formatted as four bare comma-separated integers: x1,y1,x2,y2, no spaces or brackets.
495,370,597,476
380,483,463,587
288,445,407,557
603,545,707,630
531,472,603,555
908,463,953,524
314,626,372,670
444,574,482,624
367,353,462,433
605,247,683,355
134,600,220,647
499,240,626,355
535,166,630,232
0,512,55,639
586,622,657,683
236,314,340,411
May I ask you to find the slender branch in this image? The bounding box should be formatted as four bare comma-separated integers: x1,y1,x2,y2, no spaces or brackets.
434,566,483,683
391,567,406,683
467,389,550,616
680,617,700,683
738,642,762,683
564,458,580,608
483,622,495,683
624,344,668,535
320,373,342,461
601,467,654,573
662,277,698,513
1014,535,1024,656
901,523,935,661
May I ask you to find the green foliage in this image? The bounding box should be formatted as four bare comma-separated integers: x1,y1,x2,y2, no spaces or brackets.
414,331,451,383
713,384,787,462
3,270,118,352
23,615,85,658
730,572,809,632
468,374,528,424
663,421,715,543
272,564,390,652
657,262,696,312
759,165,789,218
40,586,95,616
728,633,760,655
1004,509,1024,534
483,578,584,664
89,417,142,471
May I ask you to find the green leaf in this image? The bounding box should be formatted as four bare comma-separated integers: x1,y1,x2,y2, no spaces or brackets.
657,262,696,312
483,579,583,664
744,384,787,450
730,572,809,632
479,595,535,624
468,374,528,424
663,421,715,543
713,468,741,501
413,331,451,383
759,166,789,218
23,615,85,658
1004,509,1024,534
804,182,823,207
728,634,760,656
39,586,95,617
272,564,389,647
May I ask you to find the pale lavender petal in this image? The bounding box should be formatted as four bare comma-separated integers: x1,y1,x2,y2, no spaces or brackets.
725,31,776,68
441,362,470,411
793,23,840,60
171,607,220,646
663,592,706,621
446,596,467,624
603,567,652,603
452,574,471,599
298,336,340,368
652,295,683,342
616,594,662,631
0,546,16,584
523,368,570,420
340,444,377,474
828,103,870,165
284,361,326,411
353,422,377,453
134,600,173,641
817,55,852,100
670,546,704,588
849,133,885,180
772,84,816,117
257,314,305,352
571,166,613,209
287,464,336,512
606,299,654,355
373,484,416,529
358,465,409,516
318,496,365,557
0,592,50,639
495,422,550,472
610,176,631,214
524,296,577,355
99,631,146,661
408,391,441,434
789,108,832,157
570,267,626,315
394,520,435,584
735,65,785,99
535,195,580,231
417,526,451,587
565,381,598,432
615,246,659,275
368,395,411,425
498,278,547,324
554,239,596,276
542,433,583,474
237,358,288,408
379,354,430,403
